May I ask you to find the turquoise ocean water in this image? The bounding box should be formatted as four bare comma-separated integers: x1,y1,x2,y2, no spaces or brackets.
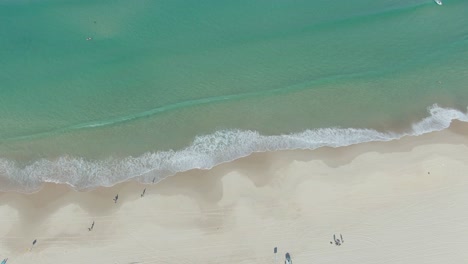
0,0,467,191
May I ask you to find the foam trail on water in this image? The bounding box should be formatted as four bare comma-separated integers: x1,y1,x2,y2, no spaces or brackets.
0,104,467,192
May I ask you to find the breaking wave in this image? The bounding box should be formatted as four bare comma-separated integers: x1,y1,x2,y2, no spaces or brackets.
0,104,467,192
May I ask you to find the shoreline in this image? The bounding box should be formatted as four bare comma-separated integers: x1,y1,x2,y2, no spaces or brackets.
0,121,467,263
1,105,467,193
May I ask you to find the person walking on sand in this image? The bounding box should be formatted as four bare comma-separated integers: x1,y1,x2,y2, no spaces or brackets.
274,247,278,263
113,194,119,203
141,188,146,198
285,252,292,264
30,239,37,250
88,221,95,231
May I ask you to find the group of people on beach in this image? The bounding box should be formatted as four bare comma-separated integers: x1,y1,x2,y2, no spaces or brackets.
1,178,157,262
331,234,344,246
90,184,149,233
274,247,292,264
16,182,151,261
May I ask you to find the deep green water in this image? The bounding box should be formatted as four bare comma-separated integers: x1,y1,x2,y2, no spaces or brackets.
0,0,467,190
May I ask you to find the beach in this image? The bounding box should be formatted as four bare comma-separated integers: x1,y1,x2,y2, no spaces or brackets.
2,0,468,263
1,121,467,263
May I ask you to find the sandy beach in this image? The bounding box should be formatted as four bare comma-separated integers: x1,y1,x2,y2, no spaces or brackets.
1,122,468,264
2,0,468,263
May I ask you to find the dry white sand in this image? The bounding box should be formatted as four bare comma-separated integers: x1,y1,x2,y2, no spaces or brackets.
1,122,468,264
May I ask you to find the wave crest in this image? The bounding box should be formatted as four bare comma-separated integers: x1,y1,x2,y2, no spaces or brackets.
1,104,467,192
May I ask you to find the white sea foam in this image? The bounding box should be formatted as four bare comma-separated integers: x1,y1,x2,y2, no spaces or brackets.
0,104,467,192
